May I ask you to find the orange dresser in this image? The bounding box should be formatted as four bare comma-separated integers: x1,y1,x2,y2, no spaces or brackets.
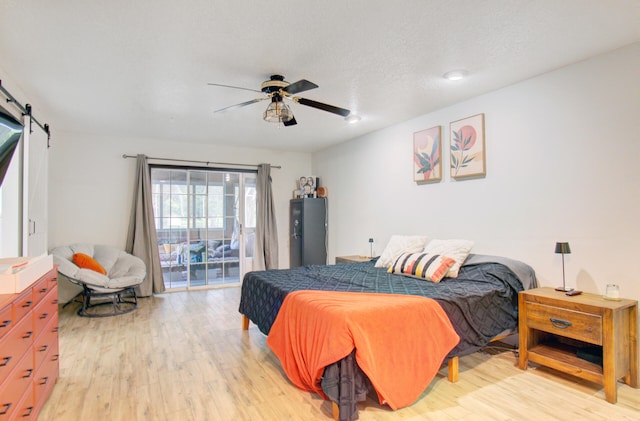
0,267,59,420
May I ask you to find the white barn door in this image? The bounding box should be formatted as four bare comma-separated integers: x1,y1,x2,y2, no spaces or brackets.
22,117,48,256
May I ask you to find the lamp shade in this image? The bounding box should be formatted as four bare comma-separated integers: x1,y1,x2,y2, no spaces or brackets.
555,242,571,254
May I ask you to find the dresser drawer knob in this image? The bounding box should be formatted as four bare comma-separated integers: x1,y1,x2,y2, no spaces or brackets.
22,368,33,379
0,403,11,415
22,301,32,308
0,320,11,328
550,317,572,329
0,356,11,367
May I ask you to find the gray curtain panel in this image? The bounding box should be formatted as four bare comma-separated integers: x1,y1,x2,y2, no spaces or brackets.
125,154,165,296
254,164,279,270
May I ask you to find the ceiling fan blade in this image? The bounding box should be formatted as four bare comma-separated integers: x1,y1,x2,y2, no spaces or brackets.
207,83,262,93
296,97,351,117
282,79,318,95
283,116,297,127
214,97,267,113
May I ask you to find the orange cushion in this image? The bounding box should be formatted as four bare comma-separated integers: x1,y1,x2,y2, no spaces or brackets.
72,252,107,275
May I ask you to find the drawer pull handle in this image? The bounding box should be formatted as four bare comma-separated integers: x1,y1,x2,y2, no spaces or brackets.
22,368,33,379
22,406,33,417
22,301,33,308
52,354,60,361
22,331,33,339
0,320,11,328
39,345,49,353
39,376,49,385
0,403,11,415
39,312,48,320
0,356,11,367
40,287,48,293
550,317,572,329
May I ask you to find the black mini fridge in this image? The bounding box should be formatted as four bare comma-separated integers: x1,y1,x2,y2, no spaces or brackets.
289,198,327,267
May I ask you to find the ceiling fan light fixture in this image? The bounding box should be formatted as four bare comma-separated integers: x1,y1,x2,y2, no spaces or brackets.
263,98,293,123
210,75,349,126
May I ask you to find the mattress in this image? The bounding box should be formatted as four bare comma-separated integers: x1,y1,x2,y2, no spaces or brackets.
239,254,536,358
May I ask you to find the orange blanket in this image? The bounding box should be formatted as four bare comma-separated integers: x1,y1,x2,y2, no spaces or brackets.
266,290,460,410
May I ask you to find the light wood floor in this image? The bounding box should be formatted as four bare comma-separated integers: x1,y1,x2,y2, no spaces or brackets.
39,287,639,421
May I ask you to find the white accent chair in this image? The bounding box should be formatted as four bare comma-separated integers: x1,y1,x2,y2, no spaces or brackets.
50,244,146,317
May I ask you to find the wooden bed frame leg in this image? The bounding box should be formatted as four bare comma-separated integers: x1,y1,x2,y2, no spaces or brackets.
448,356,459,383
332,401,339,421
242,314,250,330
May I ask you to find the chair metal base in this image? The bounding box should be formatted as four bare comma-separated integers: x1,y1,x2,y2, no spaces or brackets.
77,284,138,317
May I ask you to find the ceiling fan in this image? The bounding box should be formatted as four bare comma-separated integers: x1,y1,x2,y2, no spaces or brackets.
208,75,351,127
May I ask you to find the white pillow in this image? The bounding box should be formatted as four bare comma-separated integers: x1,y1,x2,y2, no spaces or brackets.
422,239,474,278
374,235,429,268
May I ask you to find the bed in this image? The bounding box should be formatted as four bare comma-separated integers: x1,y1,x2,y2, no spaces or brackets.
239,254,537,420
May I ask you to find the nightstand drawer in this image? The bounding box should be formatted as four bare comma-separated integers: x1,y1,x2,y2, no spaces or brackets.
526,302,602,345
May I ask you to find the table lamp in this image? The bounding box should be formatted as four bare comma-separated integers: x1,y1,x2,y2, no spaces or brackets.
554,242,571,292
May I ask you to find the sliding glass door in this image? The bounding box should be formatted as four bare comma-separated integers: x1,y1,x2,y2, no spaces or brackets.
151,167,256,290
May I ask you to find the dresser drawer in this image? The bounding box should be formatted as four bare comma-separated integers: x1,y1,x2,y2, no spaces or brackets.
0,351,34,420
34,314,58,371
0,315,34,385
13,288,34,324
46,272,58,290
10,386,35,420
34,348,59,410
32,276,51,307
33,286,58,336
525,302,602,345
0,306,11,341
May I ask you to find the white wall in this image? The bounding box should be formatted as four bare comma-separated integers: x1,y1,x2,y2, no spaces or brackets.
48,132,311,269
313,43,640,301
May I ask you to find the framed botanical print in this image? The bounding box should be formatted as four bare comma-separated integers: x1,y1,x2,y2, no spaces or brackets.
413,126,442,182
450,113,485,179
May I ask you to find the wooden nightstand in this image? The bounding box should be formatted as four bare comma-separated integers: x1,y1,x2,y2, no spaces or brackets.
335,255,373,264
518,287,638,403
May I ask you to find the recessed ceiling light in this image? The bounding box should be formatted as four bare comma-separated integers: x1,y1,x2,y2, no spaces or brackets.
345,114,361,124
443,70,468,81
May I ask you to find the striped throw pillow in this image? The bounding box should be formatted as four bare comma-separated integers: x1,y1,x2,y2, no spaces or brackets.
388,252,455,283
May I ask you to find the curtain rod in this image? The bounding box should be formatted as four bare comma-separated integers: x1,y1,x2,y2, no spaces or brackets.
122,154,281,169
0,80,51,146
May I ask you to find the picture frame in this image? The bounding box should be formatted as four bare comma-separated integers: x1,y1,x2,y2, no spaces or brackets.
413,126,442,183
450,113,485,179
297,175,317,198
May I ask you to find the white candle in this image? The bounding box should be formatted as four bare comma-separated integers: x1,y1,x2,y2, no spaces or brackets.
606,284,619,299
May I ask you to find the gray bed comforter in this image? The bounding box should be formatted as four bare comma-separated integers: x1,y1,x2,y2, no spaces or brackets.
238,254,537,420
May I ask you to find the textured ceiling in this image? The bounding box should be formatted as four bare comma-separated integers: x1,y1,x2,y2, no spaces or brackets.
1,1,638,152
